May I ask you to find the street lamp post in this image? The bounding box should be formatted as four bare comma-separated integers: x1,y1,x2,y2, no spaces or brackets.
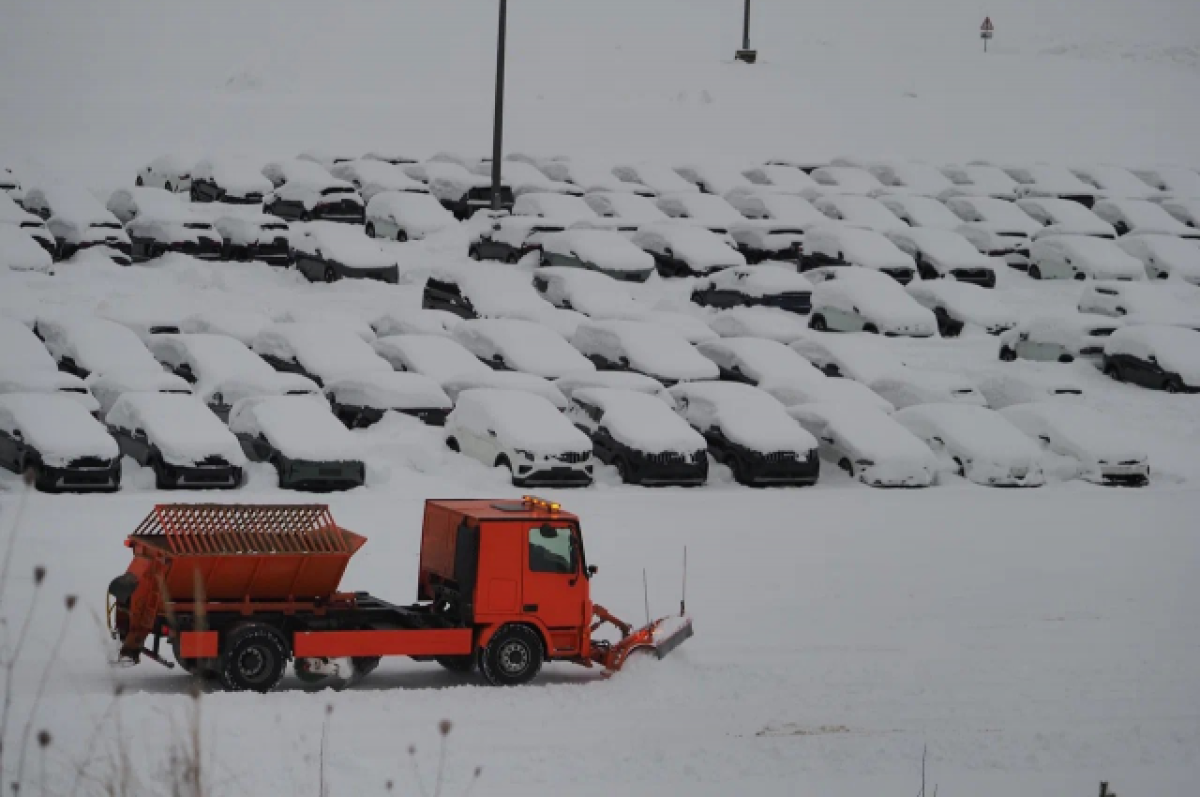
735,0,757,63
490,0,508,211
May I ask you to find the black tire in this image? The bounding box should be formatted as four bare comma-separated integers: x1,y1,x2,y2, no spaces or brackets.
1074,272,1087,281
614,456,636,485
33,465,61,495
1057,354,1074,363
135,176,144,186
862,323,879,334
365,222,376,238
730,456,753,486
323,265,337,284
152,457,175,490
1028,265,1042,280
495,454,514,480
436,655,476,674
918,262,939,281
999,346,1017,362
218,623,289,693
504,252,520,264
810,314,827,331
479,625,543,687
1105,362,1122,382
1165,377,1183,394
396,230,408,243
469,245,482,261
838,458,853,477
953,457,966,478
164,181,173,192
935,309,957,338
445,436,460,452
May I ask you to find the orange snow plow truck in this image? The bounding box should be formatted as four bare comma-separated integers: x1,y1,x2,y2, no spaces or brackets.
107,498,693,692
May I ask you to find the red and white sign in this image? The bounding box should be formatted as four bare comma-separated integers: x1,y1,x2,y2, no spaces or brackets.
981,17,995,37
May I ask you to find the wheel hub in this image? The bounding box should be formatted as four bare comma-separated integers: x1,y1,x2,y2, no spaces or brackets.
498,641,528,674
238,647,270,681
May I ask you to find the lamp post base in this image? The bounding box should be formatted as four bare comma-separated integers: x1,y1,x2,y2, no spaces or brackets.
734,49,758,64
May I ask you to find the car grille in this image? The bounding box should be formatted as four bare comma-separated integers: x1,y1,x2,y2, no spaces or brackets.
763,451,799,462
1080,346,1103,355
647,451,688,465
555,451,589,464
198,456,230,467
67,457,110,469
952,268,991,280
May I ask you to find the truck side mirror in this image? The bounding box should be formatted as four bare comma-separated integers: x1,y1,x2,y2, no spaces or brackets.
587,565,598,576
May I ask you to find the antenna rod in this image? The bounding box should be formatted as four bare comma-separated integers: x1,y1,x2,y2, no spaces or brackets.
680,546,688,616
643,569,650,627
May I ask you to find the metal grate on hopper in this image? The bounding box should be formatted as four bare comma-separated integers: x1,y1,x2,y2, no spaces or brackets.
130,504,355,555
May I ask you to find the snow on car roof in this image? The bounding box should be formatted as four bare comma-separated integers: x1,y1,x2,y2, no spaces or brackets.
647,311,719,344
1118,233,1200,266
106,392,244,467
612,163,697,193
442,372,567,409
632,222,745,269
895,403,1041,460
0,369,98,414
229,395,361,462
451,388,587,452
453,318,595,378
669,381,816,453
697,338,824,384
813,275,932,325
1104,325,1200,381
1016,198,1116,238
0,193,38,223
572,319,718,382
148,333,273,381
1133,166,1200,194
107,186,188,220
0,393,117,466
324,371,451,410
731,192,827,224
429,264,555,317
1095,199,1196,235
1081,282,1199,320
815,195,908,231
371,308,460,338
540,230,655,274
88,369,193,416
0,317,55,372
706,307,809,343
809,167,884,194
940,165,1019,197
1069,165,1160,199
367,191,454,224
788,402,930,459
583,192,669,222
875,194,962,229
1023,313,1123,344
1032,235,1145,274
1014,165,1096,194
513,193,596,223
263,158,333,185
789,331,905,383
697,265,813,297
945,196,1041,233
253,323,392,381
534,266,643,318
374,334,491,383
1000,403,1145,462
805,226,914,269
886,228,991,265
656,192,744,224
555,371,671,404
180,309,275,346
741,165,820,193
977,369,1085,409
194,157,273,192
906,280,1015,327
759,376,894,413
869,163,954,196
36,315,161,376
572,387,703,453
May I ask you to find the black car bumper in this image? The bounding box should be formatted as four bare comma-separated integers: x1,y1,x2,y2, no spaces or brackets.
278,458,366,492
36,462,121,493
333,403,449,429
950,268,996,288
158,460,243,489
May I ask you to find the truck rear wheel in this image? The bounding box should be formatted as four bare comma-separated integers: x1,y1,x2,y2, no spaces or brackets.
219,623,289,693
480,625,542,687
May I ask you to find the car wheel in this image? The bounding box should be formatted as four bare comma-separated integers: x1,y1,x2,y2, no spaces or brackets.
152,457,175,490
810,314,827,331
323,265,337,283
504,252,519,264
1104,362,1122,382
614,456,635,484
1165,377,1183,394
495,454,514,479
935,309,957,338
135,176,144,187
730,456,753,486
164,181,173,192
953,457,965,478
365,222,376,238
396,230,408,243
862,323,879,334
1057,354,1074,363
479,624,543,687
445,437,460,452
33,465,61,495
469,245,482,261
838,458,854,477
999,346,1017,362
1028,265,1042,280
1074,272,1087,281
918,262,939,281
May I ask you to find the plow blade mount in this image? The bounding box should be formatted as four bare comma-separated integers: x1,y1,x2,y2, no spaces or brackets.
601,614,694,672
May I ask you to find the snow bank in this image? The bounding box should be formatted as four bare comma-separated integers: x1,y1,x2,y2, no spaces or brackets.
570,387,704,454
449,388,589,453
106,392,245,467
0,393,117,466
0,226,52,273
229,395,361,462
453,318,594,379
571,320,718,382
440,372,567,409
373,334,490,384
696,338,825,385
88,370,193,416
669,381,816,454
36,315,161,376
324,372,451,410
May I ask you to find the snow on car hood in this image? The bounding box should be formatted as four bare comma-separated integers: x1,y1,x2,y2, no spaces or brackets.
572,387,703,454
0,394,117,467
453,318,595,379
253,323,392,382
325,372,451,411
633,223,746,270
441,371,567,409
229,395,361,462
106,393,245,467
670,382,816,454
572,320,718,382
1104,325,1200,383
449,388,590,453
542,230,655,273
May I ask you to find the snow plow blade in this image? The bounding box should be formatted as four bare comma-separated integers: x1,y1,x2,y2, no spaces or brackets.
649,616,694,660
590,606,694,672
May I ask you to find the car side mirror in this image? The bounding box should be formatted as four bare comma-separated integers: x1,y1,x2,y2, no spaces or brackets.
587,565,598,576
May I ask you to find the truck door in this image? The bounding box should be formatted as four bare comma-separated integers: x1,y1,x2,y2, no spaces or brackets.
522,523,587,657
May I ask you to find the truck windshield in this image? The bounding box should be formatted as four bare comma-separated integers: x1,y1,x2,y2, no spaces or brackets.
529,525,576,575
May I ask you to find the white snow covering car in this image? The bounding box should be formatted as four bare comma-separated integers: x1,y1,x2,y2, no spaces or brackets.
696,337,825,386
364,191,455,242
1001,403,1149,486
554,371,673,406
423,264,558,322
1102,325,1200,392
1077,282,1200,329
977,368,1086,409
869,369,986,410
277,308,374,342
690,265,813,313
261,157,334,188
228,394,365,490
894,404,1046,487
452,318,595,379
363,150,419,166
673,163,754,196
264,177,365,224
473,161,582,198
444,389,593,487
105,186,185,225
539,229,656,282
802,226,917,283
136,154,194,193
1116,235,1200,283
180,309,275,347
370,309,461,338
726,222,807,264
1092,199,1200,239
940,164,1020,200
885,228,999,287
253,323,392,386
1016,197,1117,239
571,319,718,385
865,162,955,198
199,208,291,264
906,280,1016,337
809,268,935,337
611,163,697,195
789,402,935,488
539,161,654,196
1130,165,1200,197
0,369,99,415
740,165,822,195
582,192,670,225
324,371,453,428
87,370,193,417
35,315,161,379
1007,165,1100,205
297,149,356,170
655,192,745,234
31,186,132,264
290,222,399,284
999,314,1123,364
1027,235,1146,281
631,222,745,277
814,195,909,233
650,312,719,345
513,193,598,225
1159,198,1200,229
707,307,810,343
758,376,893,413
1070,165,1162,201
944,196,1040,266
532,267,645,318
0,193,55,256
0,393,120,492
790,331,906,381
374,334,490,383
0,225,52,272
330,159,428,202
413,161,502,218
0,317,55,372
808,166,885,196
441,371,568,409
725,191,827,227
191,156,273,205
876,194,965,230
125,205,223,263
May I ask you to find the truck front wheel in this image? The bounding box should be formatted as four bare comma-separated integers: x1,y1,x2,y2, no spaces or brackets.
480,625,543,687
219,623,289,693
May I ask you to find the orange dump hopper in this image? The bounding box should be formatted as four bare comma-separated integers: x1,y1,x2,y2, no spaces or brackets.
127,504,367,602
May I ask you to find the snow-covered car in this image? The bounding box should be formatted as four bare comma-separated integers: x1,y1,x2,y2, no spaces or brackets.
876,194,965,231
203,209,291,265
763,158,827,173
87,370,192,417
582,192,671,225
291,222,399,284
365,191,456,242
707,307,810,343
939,164,1020,200
0,225,52,273
673,163,754,197
1116,235,1200,283
631,222,745,277
726,221,807,264
998,314,1123,364
789,403,935,488
148,333,320,420
1015,197,1117,239
669,381,819,487
329,159,428,202
297,150,356,170
1092,199,1200,239
790,331,906,381
868,369,986,410
370,308,461,338
1004,165,1099,206
1070,165,1162,201
655,192,745,234
539,161,655,196
1027,235,1146,281
324,372,452,428
262,158,334,188
740,165,822,196
0,193,55,256
649,312,719,345
944,196,1040,268
29,186,132,263
814,195,908,233
191,157,273,205
571,320,718,386
0,394,120,492
1001,403,1149,486
906,280,1016,337
416,162,511,219
977,369,1085,409
885,228,998,287
1077,282,1200,329
864,162,955,198
895,404,1045,487
472,161,582,199
0,369,99,416
611,163,697,195
363,150,420,166
373,334,492,384
453,318,595,379
126,208,224,262
724,191,827,227
445,389,593,487
554,371,672,406
513,193,598,225
35,315,161,379
801,226,917,283
468,216,565,263
690,265,813,313
106,393,245,489
279,308,374,342
566,387,707,486
531,267,645,319
0,317,55,372
1130,166,1200,197
253,323,392,387
808,167,885,196
105,187,186,225
135,154,194,193
1102,325,1200,393
538,229,656,282
808,268,936,337
229,395,365,491
428,152,488,169
264,178,365,224
696,337,825,386
422,266,557,322
180,309,275,347
758,376,893,413
441,371,568,409
1159,198,1200,230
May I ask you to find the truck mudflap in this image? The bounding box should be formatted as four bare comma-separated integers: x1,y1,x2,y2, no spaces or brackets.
589,605,694,672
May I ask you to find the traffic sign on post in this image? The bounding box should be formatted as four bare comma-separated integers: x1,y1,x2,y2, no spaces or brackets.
981,17,994,53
